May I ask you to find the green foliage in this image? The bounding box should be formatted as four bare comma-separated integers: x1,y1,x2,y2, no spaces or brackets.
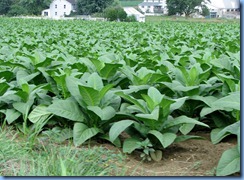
119,0,142,7
1,0,51,16
201,5,210,17
0,18,240,175
7,4,28,16
0,128,125,176
104,6,127,21
126,15,137,22
0,0,14,15
211,122,240,176
166,0,210,16
77,0,114,15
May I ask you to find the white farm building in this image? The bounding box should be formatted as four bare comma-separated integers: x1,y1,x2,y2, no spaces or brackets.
138,0,167,14
205,0,240,18
123,7,145,22
42,0,76,19
137,0,239,18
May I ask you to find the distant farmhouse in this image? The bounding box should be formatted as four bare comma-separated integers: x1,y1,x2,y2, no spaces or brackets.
42,0,76,19
138,0,239,18
205,0,240,18
138,0,167,15
41,0,240,19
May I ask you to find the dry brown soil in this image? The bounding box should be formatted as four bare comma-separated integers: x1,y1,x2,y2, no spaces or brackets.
98,131,237,176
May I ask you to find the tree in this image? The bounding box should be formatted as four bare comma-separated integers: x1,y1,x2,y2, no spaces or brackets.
77,0,114,15
166,0,210,17
7,4,28,16
104,6,127,21
0,0,51,16
201,5,210,17
17,0,51,15
0,0,14,15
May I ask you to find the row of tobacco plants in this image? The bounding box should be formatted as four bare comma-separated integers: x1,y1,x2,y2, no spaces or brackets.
0,18,240,176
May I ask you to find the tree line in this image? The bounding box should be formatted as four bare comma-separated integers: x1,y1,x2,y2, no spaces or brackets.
0,0,121,17
0,0,52,16
0,0,210,18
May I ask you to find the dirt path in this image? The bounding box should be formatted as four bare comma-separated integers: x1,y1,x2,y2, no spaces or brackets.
99,131,237,176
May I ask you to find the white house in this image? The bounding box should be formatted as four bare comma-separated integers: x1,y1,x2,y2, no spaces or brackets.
42,0,76,19
138,0,167,14
205,0,240,18
123,7,145,22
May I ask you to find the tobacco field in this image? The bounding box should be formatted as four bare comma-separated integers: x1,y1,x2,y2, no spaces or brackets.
0,18,240,176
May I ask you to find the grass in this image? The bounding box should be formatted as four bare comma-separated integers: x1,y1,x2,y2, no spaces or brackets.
119,0,143,7
145,15,240,23
0,127,127,176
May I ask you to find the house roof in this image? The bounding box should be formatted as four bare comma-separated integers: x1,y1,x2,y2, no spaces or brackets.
123,7,145,17
139,2,163,6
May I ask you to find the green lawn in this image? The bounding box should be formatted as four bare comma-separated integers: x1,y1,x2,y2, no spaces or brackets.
0,127,126,176
120,0,143,7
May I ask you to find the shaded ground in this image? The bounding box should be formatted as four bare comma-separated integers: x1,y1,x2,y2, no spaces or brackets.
98,131,237,176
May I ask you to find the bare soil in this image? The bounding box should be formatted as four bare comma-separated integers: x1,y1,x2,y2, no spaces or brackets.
98,131,238,176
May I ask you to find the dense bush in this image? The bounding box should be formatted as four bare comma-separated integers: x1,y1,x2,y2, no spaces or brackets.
103,6,127,21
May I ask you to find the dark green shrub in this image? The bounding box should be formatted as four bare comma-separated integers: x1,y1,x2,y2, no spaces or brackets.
104,6,127,21
126,15,137,22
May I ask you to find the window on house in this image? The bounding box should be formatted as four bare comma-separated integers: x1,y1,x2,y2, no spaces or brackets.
64,5,66,9
64,12,66,15
227,9,230,12
55,4,57,8
142,6,144,8
55,12,57,15
44,12,48,16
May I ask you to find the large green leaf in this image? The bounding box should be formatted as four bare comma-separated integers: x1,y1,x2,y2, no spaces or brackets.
87,72,104,90
87,106,116,120
109,120,134,142
28,105,52,123
13,102,31,117
116,92,146,113
99,84,114,99
148,87,163,105
65,76,85,107
100,63,122,78
78,85,100,106
162,81,199,92
141,94,155,112
200,92,240,117
0,109,21,124
73,123,100,146
47,98,84,122
216,146,240,176
136,106,159,121
123,138,141,153
170,97,187,112
0,71,14,82
0,82,9,96
179,124,195,135
16,70,40,86
163,116,209,129
210,121,240,144
148,130,176,148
